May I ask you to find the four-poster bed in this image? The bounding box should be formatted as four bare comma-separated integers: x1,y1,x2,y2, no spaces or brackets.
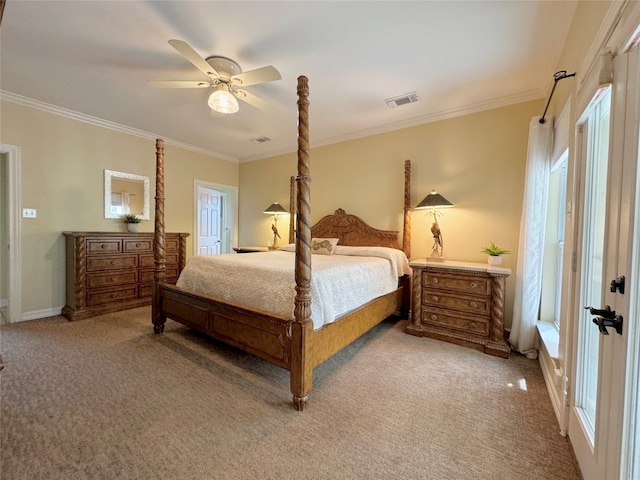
152,76,412,410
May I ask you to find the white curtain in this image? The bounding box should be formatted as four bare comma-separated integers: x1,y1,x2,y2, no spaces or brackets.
509,116,553,358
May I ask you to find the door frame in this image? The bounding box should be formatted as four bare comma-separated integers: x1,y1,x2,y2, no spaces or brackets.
566,3,640,477
193,179,238,255
0,143,22,323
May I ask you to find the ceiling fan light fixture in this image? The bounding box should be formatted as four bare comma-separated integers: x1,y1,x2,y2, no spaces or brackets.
208,85,239,114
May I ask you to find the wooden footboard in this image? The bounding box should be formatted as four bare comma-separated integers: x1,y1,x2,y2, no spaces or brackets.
154,283,293,369
153,277,408,402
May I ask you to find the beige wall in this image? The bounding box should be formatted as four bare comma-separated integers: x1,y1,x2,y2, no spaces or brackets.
239,99,544,327
1,100,238,317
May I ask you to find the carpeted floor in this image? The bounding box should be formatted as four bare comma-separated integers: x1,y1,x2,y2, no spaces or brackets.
0,307,581,480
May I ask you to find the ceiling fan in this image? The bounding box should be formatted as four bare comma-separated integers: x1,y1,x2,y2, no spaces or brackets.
149,39,281,114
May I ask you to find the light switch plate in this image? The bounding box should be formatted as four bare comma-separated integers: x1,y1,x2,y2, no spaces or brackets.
22,208,37,218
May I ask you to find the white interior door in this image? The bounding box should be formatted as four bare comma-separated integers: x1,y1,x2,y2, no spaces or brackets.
197,185,223,255
568,41,639,480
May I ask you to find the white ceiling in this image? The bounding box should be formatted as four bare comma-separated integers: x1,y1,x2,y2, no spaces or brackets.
0,1,577,163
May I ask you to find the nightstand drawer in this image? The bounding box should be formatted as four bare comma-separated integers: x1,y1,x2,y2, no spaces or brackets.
423,291,491,315
422,271,491,296
422,308,489,336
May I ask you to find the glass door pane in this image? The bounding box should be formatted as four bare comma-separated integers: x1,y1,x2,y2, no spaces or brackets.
575,87,611,439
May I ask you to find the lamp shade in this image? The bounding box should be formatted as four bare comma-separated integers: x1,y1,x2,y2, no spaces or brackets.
415,190,454,209
208,85,239,114
263,202,288,215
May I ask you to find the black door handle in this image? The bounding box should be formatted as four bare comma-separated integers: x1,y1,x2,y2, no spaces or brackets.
585,306,623,335
610,276,625,294
584,305,616,319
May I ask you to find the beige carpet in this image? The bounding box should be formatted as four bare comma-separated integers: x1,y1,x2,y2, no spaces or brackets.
0,307,581,480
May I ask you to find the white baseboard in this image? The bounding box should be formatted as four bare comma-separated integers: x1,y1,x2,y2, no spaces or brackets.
20,307,63,322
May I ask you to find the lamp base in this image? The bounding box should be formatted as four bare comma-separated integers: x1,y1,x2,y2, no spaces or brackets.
427,255,445,262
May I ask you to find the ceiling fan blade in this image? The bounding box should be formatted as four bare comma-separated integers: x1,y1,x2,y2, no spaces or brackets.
148,80,211,89
234,89,278,112
231,66,281,87
168,39,219,79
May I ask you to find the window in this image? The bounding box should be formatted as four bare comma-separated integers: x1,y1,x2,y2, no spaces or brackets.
539,104,570,334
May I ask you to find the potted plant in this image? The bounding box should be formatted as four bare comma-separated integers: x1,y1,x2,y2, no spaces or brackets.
123,213,142,232
481,242,510,266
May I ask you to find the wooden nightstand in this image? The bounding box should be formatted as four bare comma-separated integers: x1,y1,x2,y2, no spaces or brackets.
405,260,511,358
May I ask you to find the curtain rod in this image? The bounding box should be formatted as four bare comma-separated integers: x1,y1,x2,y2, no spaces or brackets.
539,70,576,124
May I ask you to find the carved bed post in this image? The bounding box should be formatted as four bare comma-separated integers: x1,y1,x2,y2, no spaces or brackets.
289,175,296,244
152,138,167,334
291,76,313,411
403,159,411,259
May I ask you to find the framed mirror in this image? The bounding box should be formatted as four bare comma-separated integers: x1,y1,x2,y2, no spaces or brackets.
104,169,150,220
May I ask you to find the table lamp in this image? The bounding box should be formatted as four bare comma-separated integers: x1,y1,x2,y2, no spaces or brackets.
415,190,453,261
263,202,288,250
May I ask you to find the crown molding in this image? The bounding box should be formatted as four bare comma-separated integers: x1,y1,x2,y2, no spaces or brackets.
0,90,239,164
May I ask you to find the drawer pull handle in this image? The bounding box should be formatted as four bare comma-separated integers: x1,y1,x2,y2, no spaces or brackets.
112,277,117,282
101,244,108,249
430,314,438,321
469,321,477,329
432,296,439,302
136,243,141,247
469,301,478,308
470,281,478,288
111,260,117,265
111,293,117,298
432,277,439,284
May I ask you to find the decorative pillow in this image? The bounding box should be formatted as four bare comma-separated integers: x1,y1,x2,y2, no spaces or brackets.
311,238,339,255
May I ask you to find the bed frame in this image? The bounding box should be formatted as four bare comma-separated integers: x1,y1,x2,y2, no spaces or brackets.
152,76,412,410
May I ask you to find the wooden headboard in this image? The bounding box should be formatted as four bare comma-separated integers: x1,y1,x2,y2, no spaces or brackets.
289,159,412,257
310,208,400,249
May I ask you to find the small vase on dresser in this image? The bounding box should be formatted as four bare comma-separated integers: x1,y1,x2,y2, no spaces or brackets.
405,259,511,358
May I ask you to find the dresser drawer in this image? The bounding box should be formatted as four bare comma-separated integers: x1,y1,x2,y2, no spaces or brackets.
422,308,489,336
87,239,121,255
87,286,138,306
166,239,179,251
124,239,153,252
139,253,178,268
423,290,491,316
86,255,138,272
87,271,138,289
139,267,178,283
423,271,491,296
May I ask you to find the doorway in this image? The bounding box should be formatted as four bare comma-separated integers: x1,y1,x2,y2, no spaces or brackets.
0,143,22,324
193,180,237,255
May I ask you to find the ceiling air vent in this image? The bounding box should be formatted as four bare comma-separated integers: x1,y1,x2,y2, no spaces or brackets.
252,136,271,143
385,92,419,108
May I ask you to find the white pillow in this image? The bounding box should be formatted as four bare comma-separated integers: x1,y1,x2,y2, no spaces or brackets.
311,238,339,255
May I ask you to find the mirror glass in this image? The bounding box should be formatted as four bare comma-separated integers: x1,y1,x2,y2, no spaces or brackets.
104,169,150,220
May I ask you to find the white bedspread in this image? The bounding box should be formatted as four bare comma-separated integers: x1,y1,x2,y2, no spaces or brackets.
176,246,411,330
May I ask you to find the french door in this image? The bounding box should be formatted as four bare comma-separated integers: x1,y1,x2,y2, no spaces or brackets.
568,35,640,480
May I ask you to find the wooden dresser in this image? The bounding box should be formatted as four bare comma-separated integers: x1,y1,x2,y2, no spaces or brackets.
63,232,189,321
405,260,511,358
